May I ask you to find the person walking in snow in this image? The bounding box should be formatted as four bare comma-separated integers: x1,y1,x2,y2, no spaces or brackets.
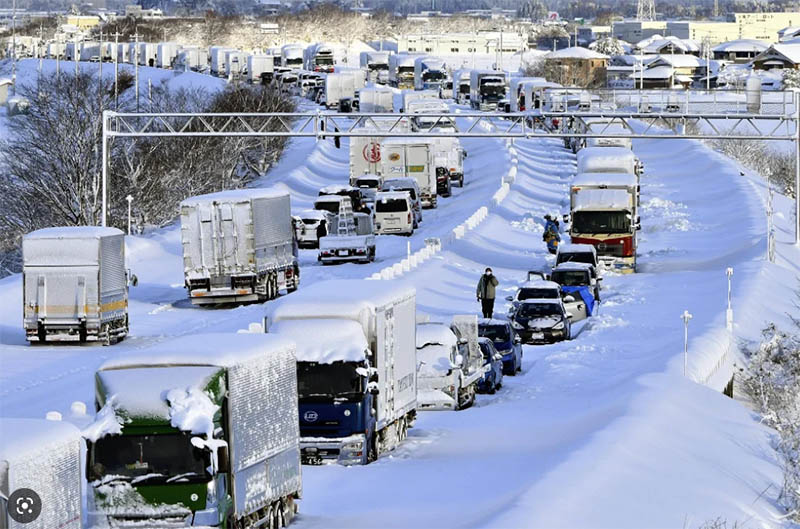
543,214,561,254
476,268,499,319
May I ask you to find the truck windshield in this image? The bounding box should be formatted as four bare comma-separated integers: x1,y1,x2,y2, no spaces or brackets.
355,179,380,189
479,324,510,343
517,303,562,318
459,84,470,94
423,71,445,81
89,433,210,485
399,67,414,74
572,211,631,234
297,361,364,401
369,64,389,71
550,271,589,286
376,198,408,213
316,57,334,66
518,287,559,300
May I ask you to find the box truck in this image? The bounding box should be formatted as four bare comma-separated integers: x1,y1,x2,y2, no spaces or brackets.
348,117,412,180
379,138,439,208
281,44,304,70
304,43,336,73
413,56,447,91
23,227,130,344
86,333,301,528
180,189,299,305
389,53,419,89
0,418,82,529
266,279,417,465
358,86,394,112
470,69,507,111
156,42,179,69
360,50,391,83
247,54,274,83
577,146,643,176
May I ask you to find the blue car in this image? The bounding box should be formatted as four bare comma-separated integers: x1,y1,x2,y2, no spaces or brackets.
476,337,504,394
478,319,523,375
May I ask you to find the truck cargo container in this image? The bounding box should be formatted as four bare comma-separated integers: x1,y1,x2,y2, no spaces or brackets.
470,70,506,111
400,89,439,112
452,68,472,104
569,172,640,273
247,54,275,83
175,46,208,72
577,146,643,176
225,50,248,79
323,72,357,109
156,42,180,69
358,86,394,112
209,46,235,76
0,418,82,529
281,44,304,70
348,118,412,179
23,226,129,344
180,189,299,305
137,42,157,67
266,280,417,465
379,138,439,208
87,333,301,528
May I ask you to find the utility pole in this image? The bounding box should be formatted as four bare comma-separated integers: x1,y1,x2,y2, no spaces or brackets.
134,32,140,112
11,0,17,96
99,30,103,101
74,33,79,77
38,21,43,89
681,310,693,377
114,31,120,109
725,267,734,332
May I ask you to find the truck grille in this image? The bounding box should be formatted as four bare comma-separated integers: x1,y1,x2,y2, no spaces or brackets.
596,242,625,257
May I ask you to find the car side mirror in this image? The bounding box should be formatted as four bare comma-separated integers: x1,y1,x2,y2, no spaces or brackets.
566,313,574,319
369,385,380,396
217,444,230,474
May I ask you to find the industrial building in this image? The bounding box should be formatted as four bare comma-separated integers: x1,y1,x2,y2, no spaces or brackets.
398,32,527,56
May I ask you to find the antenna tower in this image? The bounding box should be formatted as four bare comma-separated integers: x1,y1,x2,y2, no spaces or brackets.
637,0,656,21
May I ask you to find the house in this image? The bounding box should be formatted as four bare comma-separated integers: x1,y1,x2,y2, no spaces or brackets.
751,43,800,70
712,39,769,63
636,54,708,88
637,35,700,56
543,46,609,87
778,26,800,41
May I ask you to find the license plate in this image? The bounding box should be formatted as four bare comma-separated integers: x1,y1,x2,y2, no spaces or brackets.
531,333,544,340
387,218,398,224
337,250,349,257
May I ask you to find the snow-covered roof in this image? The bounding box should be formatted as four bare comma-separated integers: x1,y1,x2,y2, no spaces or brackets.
573,188,633,211
520,280,561,290
640,37,700,55
181,187,287,207
315,195,348,204
24,226,124,240
545,46,609,60
0,418,81,463
320,184,358,194
713,39,769,53
753,43,800,65
577,147,637,173
99,333,295,371
376,191,411,201
651,54,706,68
639,65,674,79
557,243,597,255
416,322,457,349
573,172,637,187
634,34,664,49
0,77,13,86
295,209,329,220
271,319,368,363
778,25,800,40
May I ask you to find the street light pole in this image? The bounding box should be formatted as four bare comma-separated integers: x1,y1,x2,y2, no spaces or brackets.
681,310,693,377
126,195,133,234
726,267,734,331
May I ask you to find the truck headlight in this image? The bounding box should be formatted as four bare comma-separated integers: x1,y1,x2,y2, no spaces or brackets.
344,441,362,450
553,321,565,330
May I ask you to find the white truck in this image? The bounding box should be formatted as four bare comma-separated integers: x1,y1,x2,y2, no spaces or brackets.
323,72,357,109
413,56,447,91
348,118,412,179
136,42,156,67
569,172,640,273
225,50,248,79
432,136,466,189
156,42,179,69
210,46,235,76
266,279,418,465
304,43,336,73
389,53,419,89
87,333,301,528
175,46,208,72
281,44,304,70
416,315,484,411
247,54,275,83
23,227,130,344
452,68,472,104
358,86,394,112
179,188,299,305
379,138,439,208
577,146,643,176
400,89,439,113
318,213,376,264
1,418,83,529
470,70,507,111
360,50,391,83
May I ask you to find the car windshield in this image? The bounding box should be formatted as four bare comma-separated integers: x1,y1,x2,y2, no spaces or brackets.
557,252,595,265
517,303,562,318
376,198,408,213
572,211,631,234
89,433,210,485
518,287,559,300
302,218,320,225
355,179,380,189
297,361,364,401
479,324,510,343
551,270,589,286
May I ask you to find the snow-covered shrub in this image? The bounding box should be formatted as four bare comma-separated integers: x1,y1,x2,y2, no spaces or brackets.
782,68,800,90
741,324,800,521
593,37,625,57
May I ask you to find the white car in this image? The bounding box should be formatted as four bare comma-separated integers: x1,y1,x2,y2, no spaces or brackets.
295,209,332,249
374,191,414,236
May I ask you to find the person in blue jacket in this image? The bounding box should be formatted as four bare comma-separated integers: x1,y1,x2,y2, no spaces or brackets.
543,215,561,254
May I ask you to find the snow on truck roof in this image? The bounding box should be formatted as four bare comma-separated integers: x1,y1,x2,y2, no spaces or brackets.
24,226,124,240
266,279,415,326
554,262,594,271
180,187,288,207
270,319,368,363
573,172,637,187
577,147,636,163
99,333,295,371
416,322,457,349
0,418,81,463
558,243,597,255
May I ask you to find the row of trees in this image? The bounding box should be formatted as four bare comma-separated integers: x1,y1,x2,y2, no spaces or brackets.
0,72,294,276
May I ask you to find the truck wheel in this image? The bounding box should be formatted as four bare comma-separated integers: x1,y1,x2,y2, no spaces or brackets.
367,433,378,463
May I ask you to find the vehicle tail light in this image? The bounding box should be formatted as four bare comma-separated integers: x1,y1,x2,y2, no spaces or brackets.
408,213,412,223
552,119,559,127
286,268,293,278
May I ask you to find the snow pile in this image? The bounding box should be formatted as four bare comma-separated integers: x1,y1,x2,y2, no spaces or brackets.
91,479,191,525
82,399,125,443
417,344,455,376
270,319,368,363
165,386,219,438
640,197,692,232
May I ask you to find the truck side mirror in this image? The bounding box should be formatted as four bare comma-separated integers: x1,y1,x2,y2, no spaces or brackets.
127,270,138,287
513,336,522,344
452,354,464,368
217,444,230,474
369,384,380,396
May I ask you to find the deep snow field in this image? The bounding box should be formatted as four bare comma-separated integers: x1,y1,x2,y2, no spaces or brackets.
1,59,800,528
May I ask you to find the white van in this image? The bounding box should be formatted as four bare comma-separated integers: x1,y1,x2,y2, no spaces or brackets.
374,191,414,236
381,177,423,228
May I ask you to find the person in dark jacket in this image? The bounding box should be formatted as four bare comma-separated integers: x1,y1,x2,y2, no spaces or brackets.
476,268,499,319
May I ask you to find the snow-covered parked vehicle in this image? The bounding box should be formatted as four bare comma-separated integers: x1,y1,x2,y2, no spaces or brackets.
478,319,523,375
22,226,131,344
374,192,415,236
318,213,376,264
295,209,332,249
266,280,418,466
86,333,302,528
506,279,562,318
180,189,299,305
314,195,350,217
511,299,572,344
1,418,83,529
380,177,423,227
476,337,504,394
415,316,484,411
351,173,383,206
550,262,601,322
577,146,643,177
555,243,599,269
318,185,371,214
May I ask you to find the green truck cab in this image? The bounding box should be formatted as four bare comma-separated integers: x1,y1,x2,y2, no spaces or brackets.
84,333,301,528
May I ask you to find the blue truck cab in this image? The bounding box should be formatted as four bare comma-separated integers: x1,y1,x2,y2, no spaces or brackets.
478,319,522,375
476,337,504,394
